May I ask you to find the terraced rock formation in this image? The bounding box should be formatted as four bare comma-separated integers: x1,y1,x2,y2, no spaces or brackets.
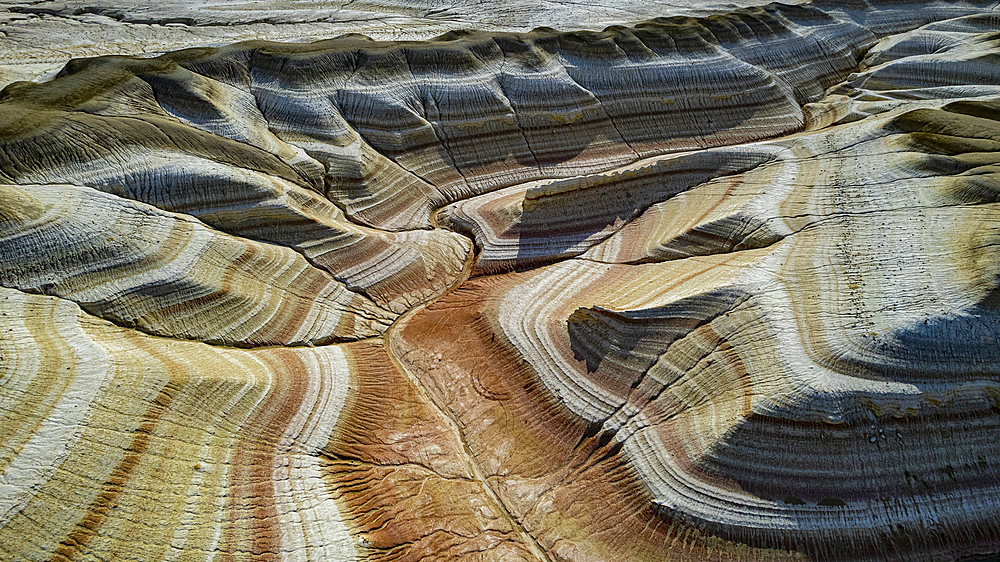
2,1,1000,561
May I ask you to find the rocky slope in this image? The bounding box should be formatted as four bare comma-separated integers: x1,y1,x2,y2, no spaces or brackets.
1,1,1000,561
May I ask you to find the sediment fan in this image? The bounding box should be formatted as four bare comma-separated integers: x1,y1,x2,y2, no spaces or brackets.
1,1,1000,560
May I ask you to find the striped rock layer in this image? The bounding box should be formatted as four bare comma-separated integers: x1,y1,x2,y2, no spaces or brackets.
0,287,521,561
2,1,1000,561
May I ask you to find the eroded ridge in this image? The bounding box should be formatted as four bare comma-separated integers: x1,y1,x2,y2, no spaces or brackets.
2,2,1000,561
397,99,1000,560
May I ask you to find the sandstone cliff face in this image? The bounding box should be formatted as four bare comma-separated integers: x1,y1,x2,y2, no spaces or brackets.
1,2,1000,561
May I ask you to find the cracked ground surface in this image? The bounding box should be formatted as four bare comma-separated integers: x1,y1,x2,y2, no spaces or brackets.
2,1,1000,561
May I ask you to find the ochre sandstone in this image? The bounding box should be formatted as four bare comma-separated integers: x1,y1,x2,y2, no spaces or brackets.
1,1,1000,561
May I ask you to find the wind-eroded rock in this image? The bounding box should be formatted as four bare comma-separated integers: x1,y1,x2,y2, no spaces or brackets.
0,183,394,345
2,1,1000,561
0,287,523,561
0,0,942,231
397,98,1000,555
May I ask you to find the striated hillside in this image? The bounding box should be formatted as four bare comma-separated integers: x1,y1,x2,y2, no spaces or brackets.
2,1,1000,560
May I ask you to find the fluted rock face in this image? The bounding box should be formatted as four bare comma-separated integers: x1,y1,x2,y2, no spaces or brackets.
0,287,515,561
0,287,356,560
0,183,394,345
2,1,1000,561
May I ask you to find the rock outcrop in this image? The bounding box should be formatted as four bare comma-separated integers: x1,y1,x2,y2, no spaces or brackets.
2,1,1000,560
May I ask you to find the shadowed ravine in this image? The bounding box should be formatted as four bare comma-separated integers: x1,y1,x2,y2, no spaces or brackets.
2,1,1000,561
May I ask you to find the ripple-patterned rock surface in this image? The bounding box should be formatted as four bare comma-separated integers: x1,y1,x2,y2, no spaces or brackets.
2,1,1000,561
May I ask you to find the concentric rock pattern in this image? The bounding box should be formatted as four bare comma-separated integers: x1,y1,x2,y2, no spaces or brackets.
2,1,1000,561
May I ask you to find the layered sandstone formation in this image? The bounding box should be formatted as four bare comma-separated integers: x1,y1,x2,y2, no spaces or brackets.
2,1,999,561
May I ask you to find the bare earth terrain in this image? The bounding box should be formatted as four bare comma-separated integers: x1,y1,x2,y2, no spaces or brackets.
1,1,1000,561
